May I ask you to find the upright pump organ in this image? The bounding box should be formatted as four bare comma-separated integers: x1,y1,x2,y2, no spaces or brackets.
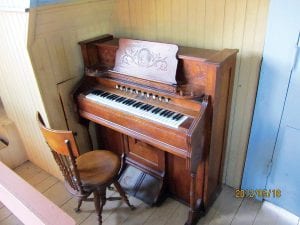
73,34,238,225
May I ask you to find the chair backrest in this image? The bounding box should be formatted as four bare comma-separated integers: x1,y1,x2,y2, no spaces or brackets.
36,112,83,194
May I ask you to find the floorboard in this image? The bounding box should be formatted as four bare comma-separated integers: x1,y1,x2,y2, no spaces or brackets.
143,198,180,225
0,161,299,225
208,186,243,225
164,203,189,225
0,214,22,225
230,198,261,225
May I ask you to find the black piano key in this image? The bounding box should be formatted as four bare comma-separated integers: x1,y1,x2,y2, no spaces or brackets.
111,95,119,100
173,114,184,121
136,103,144,108
141,104,149,110
143,105,150,110
151,107,159,113
163,111,171,117
90,91,96,95
115,96,123,101
109,95,117,100
176,114,184,120
96,90,102,94
116,97,125,102
163,110,172,117
166,112,175,118
155,108,163,114
106,94,114,99
92,90,103,95
137,103,145,108
132,102,141,107
119,98,128,103
140,104,147,110
146,106,154,111
127,100,136,105
154,108,163,114
101,92,110,97
122,99,130,104
159,110,168,116
172,113,181,120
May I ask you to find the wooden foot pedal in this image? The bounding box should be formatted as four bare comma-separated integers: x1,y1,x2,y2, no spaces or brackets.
119,165,164,205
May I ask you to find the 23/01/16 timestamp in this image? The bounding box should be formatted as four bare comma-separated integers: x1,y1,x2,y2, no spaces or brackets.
235,189,281,198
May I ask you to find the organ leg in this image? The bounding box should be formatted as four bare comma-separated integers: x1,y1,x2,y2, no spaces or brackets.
185,173,204,225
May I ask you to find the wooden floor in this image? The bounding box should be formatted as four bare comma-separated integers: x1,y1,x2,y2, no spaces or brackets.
0,161,299,225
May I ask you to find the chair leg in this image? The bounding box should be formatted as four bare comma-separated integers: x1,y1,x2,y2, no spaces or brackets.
93,191,102,225
113,181,135,210
74,198,83,213
99,189,106,222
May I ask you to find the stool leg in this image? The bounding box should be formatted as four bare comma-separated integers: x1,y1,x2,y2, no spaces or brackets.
75,198,83,212
93,191,102,225
113,181,135,210
99,189,106,224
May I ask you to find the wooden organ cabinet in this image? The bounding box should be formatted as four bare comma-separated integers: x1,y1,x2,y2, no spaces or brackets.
73,34,238,225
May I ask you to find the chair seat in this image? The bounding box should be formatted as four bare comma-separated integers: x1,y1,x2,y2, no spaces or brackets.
77,150,121,186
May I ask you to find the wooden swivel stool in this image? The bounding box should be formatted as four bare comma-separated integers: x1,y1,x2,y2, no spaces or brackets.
37,112,134,224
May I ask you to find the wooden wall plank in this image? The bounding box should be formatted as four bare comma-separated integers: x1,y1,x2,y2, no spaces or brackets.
187,0,205,47
170,0,188,45
0,11,61,176
155,0,172,42
114,0,131,37
57,77,92,154
224,0,270,187
26,1,116,178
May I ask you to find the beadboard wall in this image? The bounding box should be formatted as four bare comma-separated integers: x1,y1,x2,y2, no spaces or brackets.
2,0,269,186
0,10,61,176
112,0,270,187
27,0,116,178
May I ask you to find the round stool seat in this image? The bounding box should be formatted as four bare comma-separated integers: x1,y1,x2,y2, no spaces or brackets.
77,150,121,186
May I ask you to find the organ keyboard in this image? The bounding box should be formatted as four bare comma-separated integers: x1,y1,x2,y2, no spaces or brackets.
85,89,188,128
73,34,238,225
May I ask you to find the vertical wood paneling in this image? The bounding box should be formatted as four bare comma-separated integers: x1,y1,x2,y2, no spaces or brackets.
224,0,270,187
128,0,144,40
155,0,172,42
29,0,116,128
187,0,205,47
112,0,270,187
26,0,116,178
0,11,61,176
204,0,226,49
171,0,188,45
114,0,131,37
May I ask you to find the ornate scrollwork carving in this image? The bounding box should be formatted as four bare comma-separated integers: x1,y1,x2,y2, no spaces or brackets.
121,47,168,71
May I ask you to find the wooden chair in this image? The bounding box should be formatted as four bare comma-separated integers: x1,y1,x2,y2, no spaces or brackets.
36,112,134,224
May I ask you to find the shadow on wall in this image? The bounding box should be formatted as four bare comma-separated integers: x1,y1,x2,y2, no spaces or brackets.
0,96,28,168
